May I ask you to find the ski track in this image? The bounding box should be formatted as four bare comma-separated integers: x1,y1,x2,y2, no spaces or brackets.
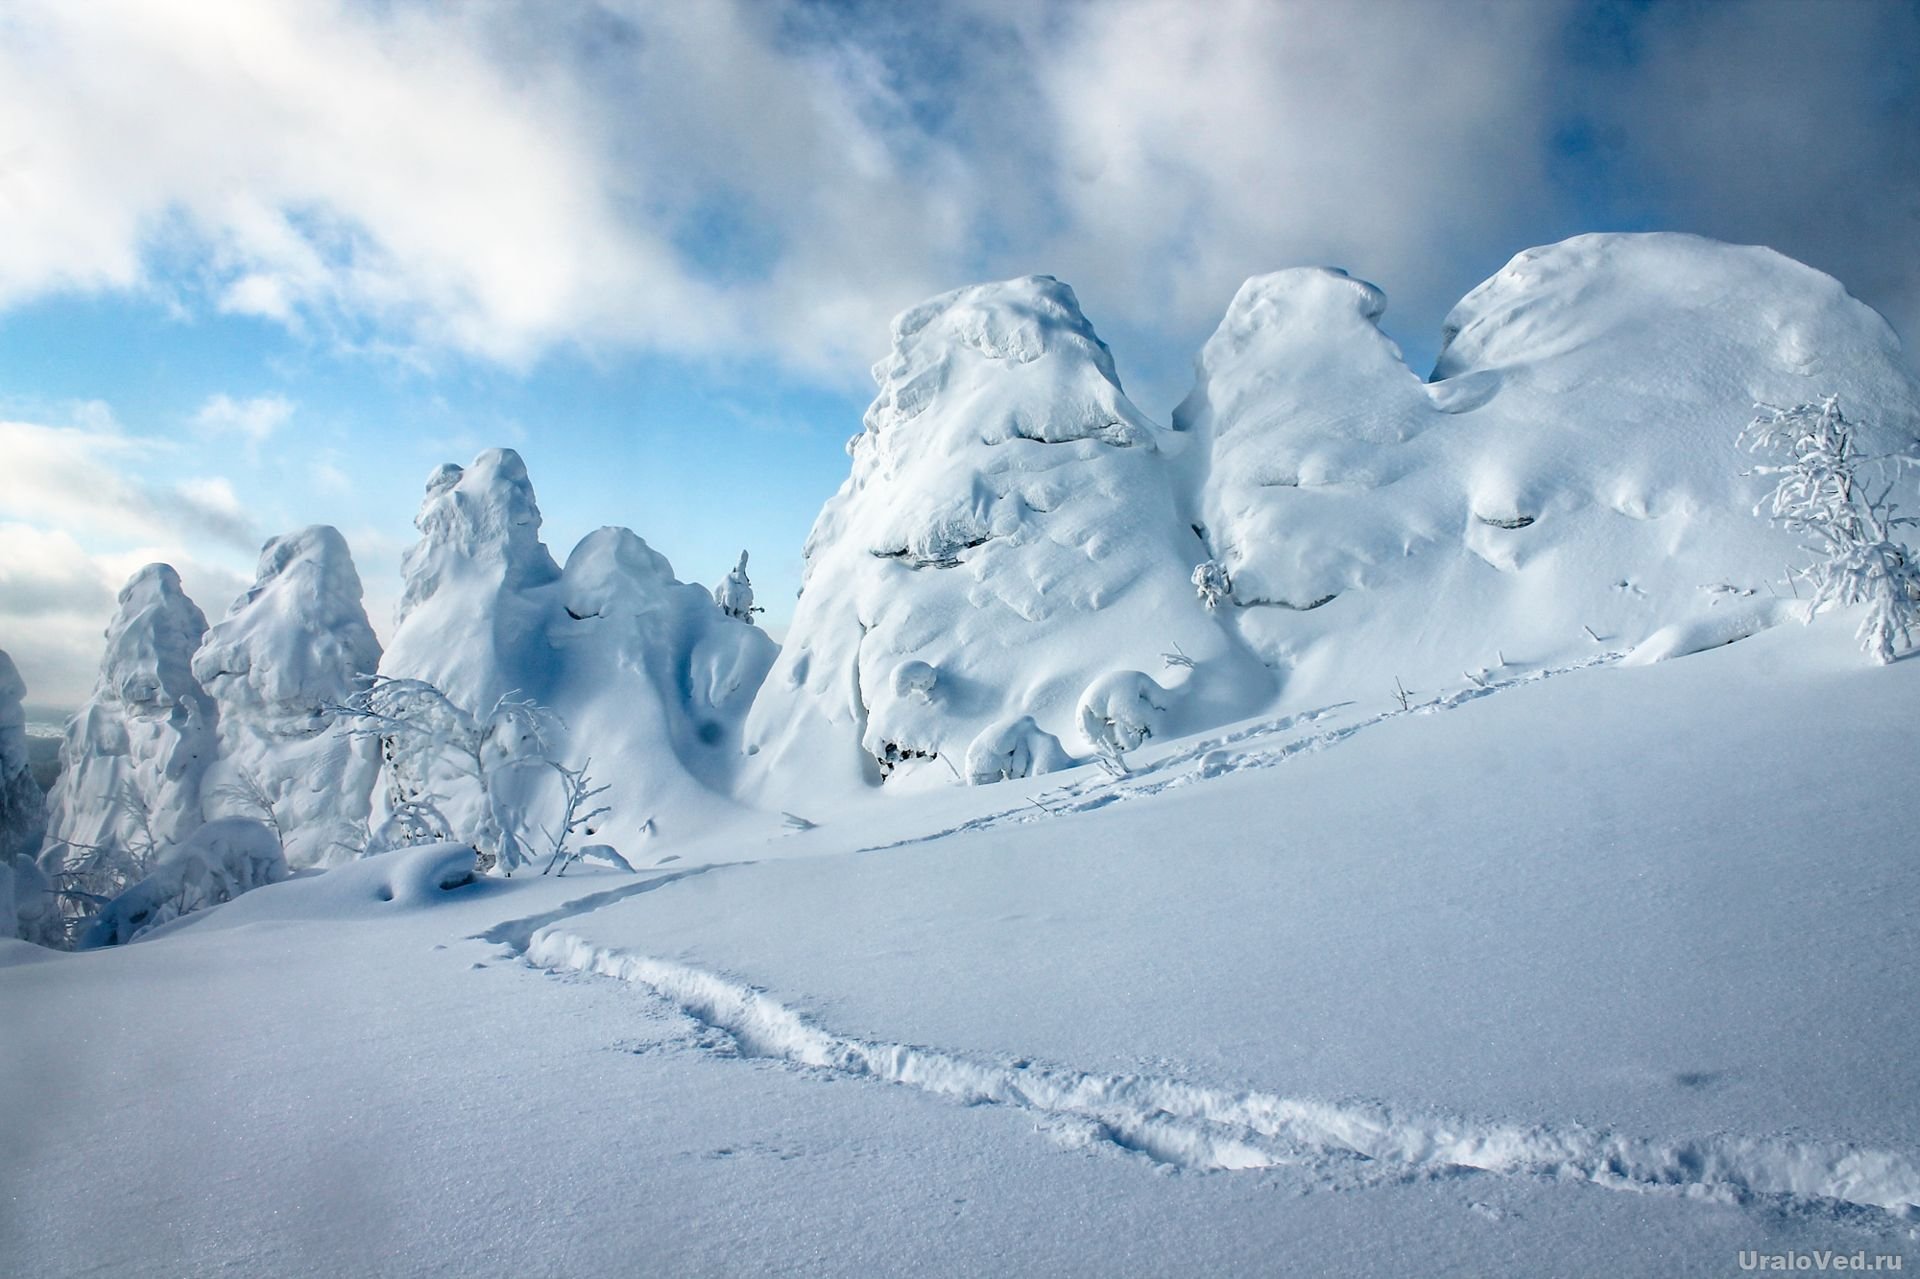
518,925,1920,1229
472,862,746,952
866,652,1624,851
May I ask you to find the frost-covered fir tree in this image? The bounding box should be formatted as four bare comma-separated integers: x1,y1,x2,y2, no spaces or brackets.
743,275,1268,796
1742,396,1920,663
714,550,758,623
40,565,219,933
192,526,384,867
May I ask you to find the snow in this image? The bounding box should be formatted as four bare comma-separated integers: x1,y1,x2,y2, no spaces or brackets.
745,275,1270,799
191,525,384,868
1179,234,1920,712
38,564,218,896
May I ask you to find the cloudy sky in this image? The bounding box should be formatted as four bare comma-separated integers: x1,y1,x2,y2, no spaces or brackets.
1,0,1915,707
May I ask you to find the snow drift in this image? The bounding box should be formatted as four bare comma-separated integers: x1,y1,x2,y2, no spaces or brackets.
1179,233,1920,708
192,526,384,868
744,275,1269,797
376,449,774,860
40,565,219,891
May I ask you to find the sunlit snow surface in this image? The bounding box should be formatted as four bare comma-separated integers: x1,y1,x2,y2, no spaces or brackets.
5,618,1918,1276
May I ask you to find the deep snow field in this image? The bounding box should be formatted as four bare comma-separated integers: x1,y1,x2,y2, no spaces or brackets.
5,614,1918,1277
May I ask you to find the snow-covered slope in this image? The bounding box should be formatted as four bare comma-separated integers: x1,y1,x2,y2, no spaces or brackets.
1180,233,1920,708
745,276,1269,799
39,565,218,882
0,647,45,863
5,616,1918,1276
191,526,383,868
378,450,774,854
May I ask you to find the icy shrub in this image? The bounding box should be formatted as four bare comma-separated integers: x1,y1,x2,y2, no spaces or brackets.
1192,560,1232,611
80,817,287,948
1077,671,1173,762
964,716,1072,785
714,550,759,623
1741,396,1920,664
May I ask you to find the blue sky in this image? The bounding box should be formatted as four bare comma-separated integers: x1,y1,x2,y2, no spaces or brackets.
1,0,1916,705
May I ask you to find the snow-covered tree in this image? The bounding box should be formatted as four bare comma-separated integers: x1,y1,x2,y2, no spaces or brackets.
1,648,48,872
380,451,772,851
743,275,1269,798
40,565,219,940
192,526,384,867
713,550,758,623
1742,396,1920,664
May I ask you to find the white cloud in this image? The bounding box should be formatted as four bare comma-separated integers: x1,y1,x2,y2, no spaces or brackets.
0,419,258,550
193,394,294,444
0,0,1911,391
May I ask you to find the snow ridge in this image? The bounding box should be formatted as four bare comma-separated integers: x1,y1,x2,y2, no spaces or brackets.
525,926,1920,1220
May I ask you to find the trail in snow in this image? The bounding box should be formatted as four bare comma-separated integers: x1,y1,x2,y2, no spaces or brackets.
473,862,745,952
519,926,1920,1230
869,651,1624,851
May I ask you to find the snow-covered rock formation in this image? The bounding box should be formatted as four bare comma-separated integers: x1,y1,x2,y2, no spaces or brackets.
744,275,1269,795
378,450,774,858
40,564,219,897
191,526,384,868
1180,233,1920,708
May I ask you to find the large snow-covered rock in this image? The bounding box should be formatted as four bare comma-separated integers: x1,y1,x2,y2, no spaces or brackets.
378,450,773,859
40,565,218,885
192,526,384,868
745,276,1268,796
1180,234,1920,708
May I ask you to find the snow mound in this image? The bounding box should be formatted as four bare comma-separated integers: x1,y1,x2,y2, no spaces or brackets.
192,526,384,868
40,565,218,887
0,648,47,864
142,842,481,938
81,817,287,947
378,452,773,860
1181,234,1920,708
745,275,1270,796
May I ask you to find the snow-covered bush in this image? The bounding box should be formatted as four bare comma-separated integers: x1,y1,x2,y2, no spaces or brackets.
80,817,287,948
713,550,759,623
1741,396,1920,664
1192,560,1232,611
1077,671,1173,767
332,676,607,876
963,716,1073,785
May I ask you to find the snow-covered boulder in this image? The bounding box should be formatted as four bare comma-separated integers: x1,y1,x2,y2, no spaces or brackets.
745,275,1270,795
79,816,287,948
377,451,773,861
191,526,384,868
1180,234,1920,708
40,565,218,900
0,648,46,864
